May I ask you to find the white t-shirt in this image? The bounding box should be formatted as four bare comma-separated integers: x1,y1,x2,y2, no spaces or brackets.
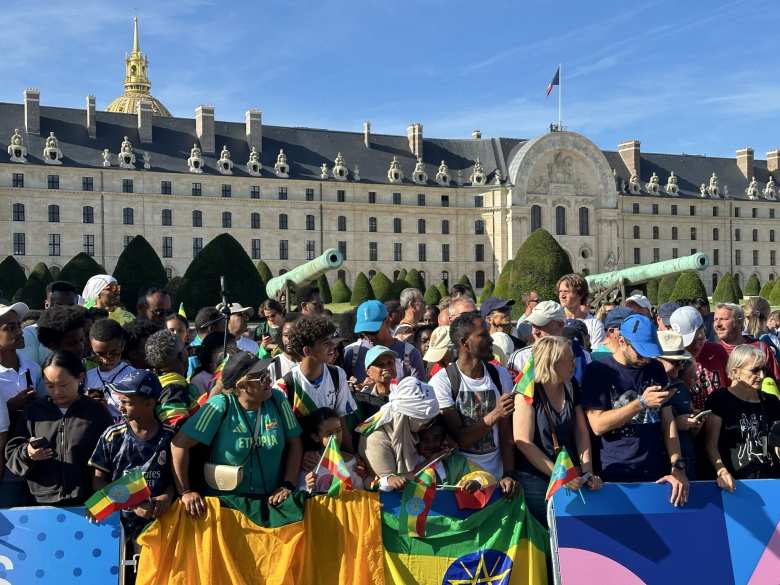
19,324,52,367
85,362,137,421
581,314,605,347
269,353,297,382
277,365,357,417
236,336,260,355
508,346,532,375
0,354,44,402
429,363,513,479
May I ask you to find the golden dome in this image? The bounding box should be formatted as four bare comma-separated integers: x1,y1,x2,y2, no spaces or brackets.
106,17,171,117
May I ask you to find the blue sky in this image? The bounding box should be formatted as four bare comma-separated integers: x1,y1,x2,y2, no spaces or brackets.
1,0,777,158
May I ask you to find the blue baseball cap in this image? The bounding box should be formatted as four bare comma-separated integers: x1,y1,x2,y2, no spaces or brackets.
619,314,662,358
354,300,388,334
604,306,633,330
106,369,163,400
657,301,681,326
364,345,397,369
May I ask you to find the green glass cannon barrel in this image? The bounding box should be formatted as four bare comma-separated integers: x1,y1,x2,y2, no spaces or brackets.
585,252,709,291
265,248,344,299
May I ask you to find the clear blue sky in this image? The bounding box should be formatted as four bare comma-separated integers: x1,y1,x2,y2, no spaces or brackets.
1,0,776,158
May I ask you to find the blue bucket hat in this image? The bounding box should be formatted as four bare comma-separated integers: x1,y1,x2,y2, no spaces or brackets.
619,314,662,358
354,300,388,334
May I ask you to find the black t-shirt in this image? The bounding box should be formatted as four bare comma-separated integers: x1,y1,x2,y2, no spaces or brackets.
706,388,780,479
517,382,581,479
581,355,669,482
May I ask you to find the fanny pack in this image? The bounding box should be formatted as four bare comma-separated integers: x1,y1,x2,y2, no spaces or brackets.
204,402,263,492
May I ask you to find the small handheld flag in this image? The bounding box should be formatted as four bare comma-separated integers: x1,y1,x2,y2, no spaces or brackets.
513,354,535,404
85,469,151,522
355,408,387,436
546,66,560,97
178,302,187,319
545,447,579,501
399,463,437,538
315,435,353,497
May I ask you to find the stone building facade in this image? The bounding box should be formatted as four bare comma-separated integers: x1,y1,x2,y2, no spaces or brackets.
1,21,777,294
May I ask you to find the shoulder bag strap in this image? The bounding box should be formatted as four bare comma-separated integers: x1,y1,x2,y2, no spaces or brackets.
445,363,461,403
536,382,561,456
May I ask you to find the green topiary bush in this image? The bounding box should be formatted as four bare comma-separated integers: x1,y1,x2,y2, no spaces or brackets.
370,272,394,302
406,269,425,292
256,261,272,285
732,277,743,301
0,256,28,302
493,229,573,312
316,274,333,304
744,274,761,297
656,273,680,306
646,278,660,306
392,278,413,299
478,280,495,303
436,281,448,299
423,285,441,306
331,278,352,303
670,270,708,302
351,272,375,306
769,279,780,307
113,236,168,313
58,253,106,293
396,269,407,283
457,274,475,298
178,234,266,316
712,272,739,304
760,279,775,300
15,262,52,309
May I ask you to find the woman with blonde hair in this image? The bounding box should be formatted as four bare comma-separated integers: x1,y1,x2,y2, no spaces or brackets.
744,296,780,358
513,336,601,525
705,344,780,491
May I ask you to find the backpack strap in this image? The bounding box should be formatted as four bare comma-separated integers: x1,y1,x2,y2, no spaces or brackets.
282,371,296,404
445,363,462,404
350,341,361,373
326,365,340,390
272,356,282,381
484,362,502,394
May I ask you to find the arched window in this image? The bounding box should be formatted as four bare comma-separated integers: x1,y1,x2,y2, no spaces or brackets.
578,207,589,236
165,267,174,279
49,204,60,223
393,270,400,280
251,212,260,229
337,269,346,281
192,210,202,227
368,270,376,279
279,268,288,275
122,207,133,225
82,205,94,224
531,205,542,232
712,273,719,292
222,211,232,229
555,206,566,235
441,270,449,286
475,270,485,289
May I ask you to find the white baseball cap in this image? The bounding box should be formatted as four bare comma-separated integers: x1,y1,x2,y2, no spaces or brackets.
625,294,652,311
527,301,565,327
669,306,703,347
0,302,29,321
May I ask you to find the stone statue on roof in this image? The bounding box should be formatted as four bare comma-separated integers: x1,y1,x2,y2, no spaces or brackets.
320,163,329,179
646,172,660,194
387,156,404,183
707,172,719,197
187,143,203,173
436,160,450,186
218,145,233,175
274,149,290,178
746,176,759,199
143,151,151,170
470,158,486,185
494,168,503,185
247,146,261,176
43,132,63,165
102,148,112,167
11,129,22,146
332,152,347,180
7,129,27,163
119,136,136,168
764,176,776,200
700,183,707,197
665,171,678,195
627,173,640,194
412,157,428,185
121,136,133,154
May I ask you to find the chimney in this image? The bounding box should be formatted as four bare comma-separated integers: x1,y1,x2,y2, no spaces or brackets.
472,129,481,139
407,122,423,158
363,121,371,148
195,105,215,154
24,88,40,135
767,149,780,174
618,139,641,178
245,109,262,152
736,147,754,179
137,101,153,143
85,95,97,139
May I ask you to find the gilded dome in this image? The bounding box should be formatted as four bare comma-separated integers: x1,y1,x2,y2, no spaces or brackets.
106,17,171,118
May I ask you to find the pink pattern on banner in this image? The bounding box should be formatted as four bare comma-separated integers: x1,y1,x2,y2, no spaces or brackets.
558,547,646,585
748,521,780,585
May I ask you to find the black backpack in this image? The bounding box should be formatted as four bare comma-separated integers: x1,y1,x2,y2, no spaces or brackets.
444,361,503,403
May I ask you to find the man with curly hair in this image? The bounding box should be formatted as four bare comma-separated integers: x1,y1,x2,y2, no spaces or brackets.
122,319,161,370
145,330,201,428
36,305,88,359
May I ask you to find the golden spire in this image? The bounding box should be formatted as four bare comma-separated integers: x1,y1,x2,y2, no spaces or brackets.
106,17,171,117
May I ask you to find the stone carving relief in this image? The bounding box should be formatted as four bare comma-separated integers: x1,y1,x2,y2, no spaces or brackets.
43,132,63,165
412,158,428,185
274,149,290,178
118,136,136,169
143,151,151,170
217,145,234,175
470,158,486,186
765,176,776,200
387,156,404,183
645,172,660,195
707,172,719,197
247,146,261,176
320,162,329,179
627,173,641,195
746,176,759,200
7,129,27,163
527,150,596,195
187,143,203,173
102,148,112,167
435,160,450,186
332,152,348,181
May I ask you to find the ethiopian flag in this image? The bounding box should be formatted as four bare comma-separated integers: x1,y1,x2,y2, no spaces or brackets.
85,468,150,522
382,490,548,585
545,447,579,501
276,372,318,417
319,435,352,497
399,463,437,538
513,354,535,404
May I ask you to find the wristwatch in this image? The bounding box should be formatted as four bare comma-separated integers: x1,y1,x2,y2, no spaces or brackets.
671,460,686,473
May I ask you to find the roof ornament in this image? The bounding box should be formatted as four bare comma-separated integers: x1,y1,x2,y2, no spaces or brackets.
217,145,233,175
470,158,486,186
320,162,329,180
332,152,348,181
722,184,729,198
456,169,464,186
494,168,503,186
118,136,136,169
707,172,719,197
247,146,261,176
102,148,112,167
764,176,776,200
353,164,361,182
645,172,660,195
42,131,63,165
699,182,707,198
627,173,640,195
274,149,290,178
435,160,450,186
187,143,203,174
412,157,428,185
142,150,151,170
665,171,679,195
7,129,27,163
746,176,759,200
387,156,404,184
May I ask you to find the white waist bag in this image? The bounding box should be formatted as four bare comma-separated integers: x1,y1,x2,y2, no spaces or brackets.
203,404,262,491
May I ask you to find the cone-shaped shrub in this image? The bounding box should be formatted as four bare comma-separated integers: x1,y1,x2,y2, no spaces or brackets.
478,280,495,303
351,272,375,306
670,270,708,302
712,272,739,304
0,256,28,302
316,274,333,304
58,253,106,293
423,285,441,306
760,279,775,300
436,281,448,299
656,274,680,306
370,272,394,302
256,261,272,285
646,278,660,306
744,274,761,297
331,278,352,303
15,262,52,309
113,235,168,312
406,269,425,292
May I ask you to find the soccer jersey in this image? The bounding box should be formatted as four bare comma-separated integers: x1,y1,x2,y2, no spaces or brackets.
85,362,137,421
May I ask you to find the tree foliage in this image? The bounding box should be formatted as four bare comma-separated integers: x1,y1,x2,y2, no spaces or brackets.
406,269,425,292
656,273,680,306
759,279,775,300
732,277,743,302
744,274,761,297
15,263,52,309
436,281,448,299
646,278,660,306
395,269,407,283
392,278,413,299
769,279,780,307
423,285,441,306
58,253,106,293
350,272,375,306
370,272,394,302
316,274,333,304
456,274,475,299
712,272,739,304
256,261,272,285
331,278,352,303
478,280,495,304
113,236,168,313
670,270,708,302
0,256,28,302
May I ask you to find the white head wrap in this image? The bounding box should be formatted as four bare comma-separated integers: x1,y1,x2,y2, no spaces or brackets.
81,274,117,306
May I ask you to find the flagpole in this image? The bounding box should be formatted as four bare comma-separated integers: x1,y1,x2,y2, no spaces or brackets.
558,62,562,130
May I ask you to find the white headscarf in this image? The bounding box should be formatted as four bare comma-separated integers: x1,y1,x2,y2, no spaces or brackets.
81,274,117,306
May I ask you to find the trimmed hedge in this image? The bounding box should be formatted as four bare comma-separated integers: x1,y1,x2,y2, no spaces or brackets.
316,274,333,304
392,278,413,299
732,277,743,302
712,272,739,304
670,270,707,302
744,274,761,297
350,272,375,306
423,285,441,306
256,261,272,285
370,272,394,302
656,273,680,306
406,269,425,292
478,280,495,303
436,281,448,299
646,278,660,306
0,256,28,302
15,262,52,309
760,279,775,300
113,235,168,313
769,279,780,306
331,278,352,303
58,253,106,293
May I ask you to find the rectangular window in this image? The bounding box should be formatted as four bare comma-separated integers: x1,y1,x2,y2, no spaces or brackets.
713,228,719,241
633,226,640,239
369,217,378,233
305,188,315,201
337,190,346,203
417,193,426,206
48,234,61,256
633,248,641,265
771,209,776,219
192,182,202,196
672,227,678,240
418,219,426,234
368,191,377,204
475,243,485,262
713,206,719,217
689,205,695,216
735,250,742,265
221,184,232,197
475,196,484,208
652,226,659,240
47,175,59,190
12,173,23,188
691,248,697,255
122,179,133,193
771,230,776,243
162,236,173,258
753,250,759,266
336,216,346,231
393,192,401,205
632,203,639,214
12,204,24,222
735,228,741,241
652,204,659,215
369,241,378,262
713,249,719,265
441,195,450,207
475,219,485,235
672,247,678,259
752,207,758,218
418,243,427,262
12,233,25,256
161,209,172,226
161,180,172,195
49,205,60,223
251,239,261,259
653,248,660,262
280,240,289,260
753,229,759,242
192,237,203,258
442,243,450,262
393,218,401,234
250,185,260,199
771,250,777,266
305,240,316,261
279,214,288,230
83,234,95,257
337,241,347,260
222,212,232,229
735,207,741,218
442,219,450,234
394,243,402,262
278,187,288,200
691,227,697,240
124,235,133,249
306,215,315,231
671,205,678,216
80,176,93,191
123,208,134,225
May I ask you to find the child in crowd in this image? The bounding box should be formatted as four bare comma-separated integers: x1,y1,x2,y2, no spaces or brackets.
144,330,201,428
189,332,237,395
85,318,137,421
123,319,162,370
268,315,299,380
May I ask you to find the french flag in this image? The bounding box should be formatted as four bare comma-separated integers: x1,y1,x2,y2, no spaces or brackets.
546,66,560,97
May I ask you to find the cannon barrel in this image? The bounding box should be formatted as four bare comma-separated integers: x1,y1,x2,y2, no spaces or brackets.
265,248,344,299
585,253,709,291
